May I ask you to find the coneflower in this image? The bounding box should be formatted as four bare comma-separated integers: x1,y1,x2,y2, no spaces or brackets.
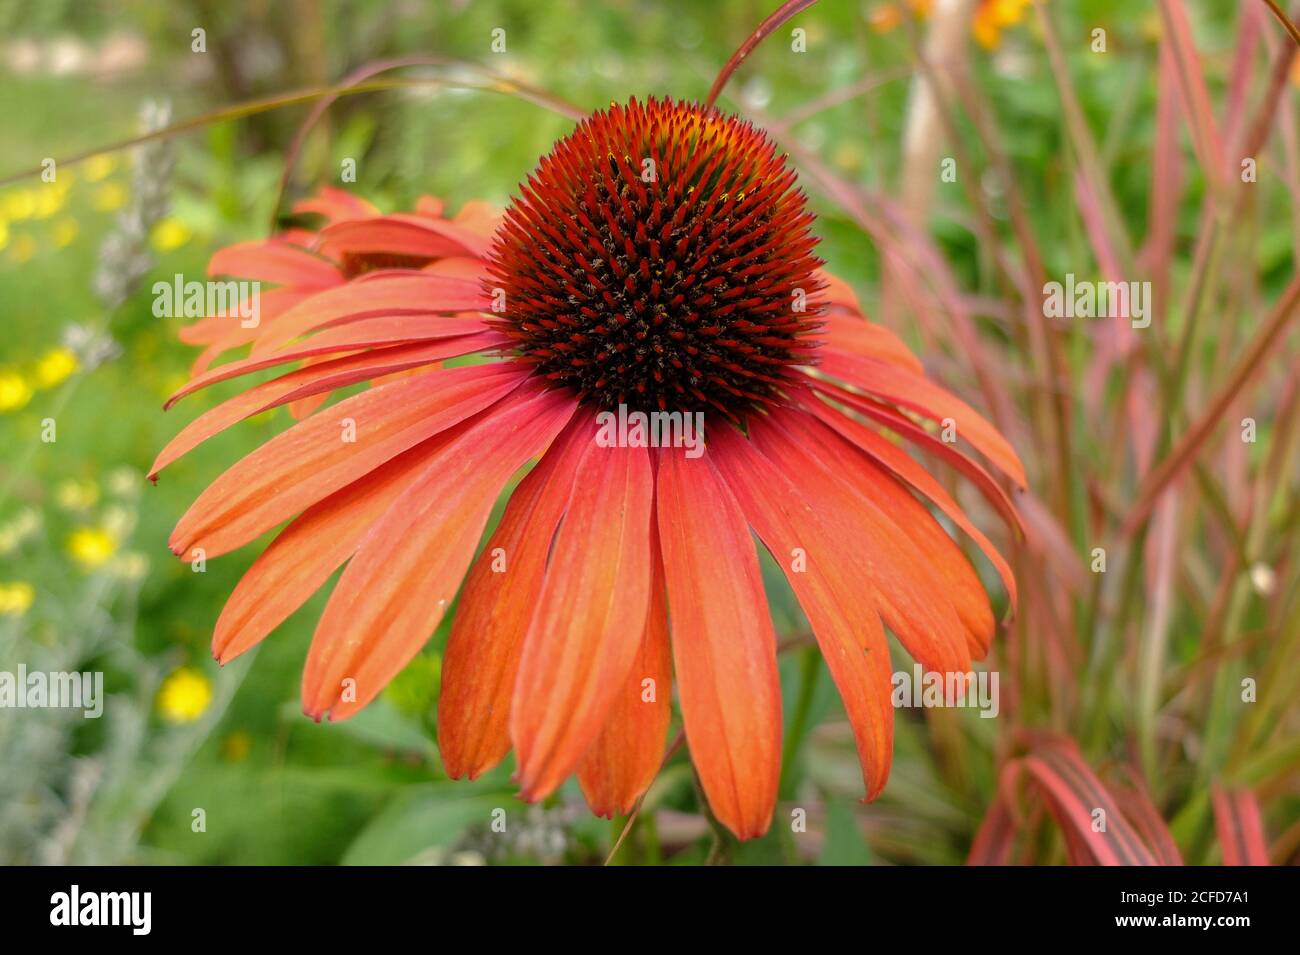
156,77,1022,843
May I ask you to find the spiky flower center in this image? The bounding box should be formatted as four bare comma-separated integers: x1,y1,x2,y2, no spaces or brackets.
486,97,825,418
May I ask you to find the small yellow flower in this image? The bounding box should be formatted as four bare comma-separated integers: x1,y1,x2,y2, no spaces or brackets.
51,217,79,248
157,666,213,723
83,154,116,182
151,218,193,252
0,219,8,251
974,0,1032,49
55,478,99,511
67,526,118,569
33,186,67,219
221,730,252,762
33,347,79,388
2,189,36,220
0,370,33,412
92,182,127,212
0,582,35,617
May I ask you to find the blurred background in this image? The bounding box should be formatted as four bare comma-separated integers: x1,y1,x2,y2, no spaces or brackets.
0,0,1296,865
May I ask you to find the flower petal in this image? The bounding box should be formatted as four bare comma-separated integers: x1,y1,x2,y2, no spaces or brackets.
152,335,499,478
211,436,457,663
576,544,672,818
656,446,781,841
816,351,1026,488
711,426,894,800
301,383,576,720
318,213,492,261
168,362,527,560
749,410,973,675
438,413,596,779
511,441,655,801
794,384,1017,618
208,240,341,288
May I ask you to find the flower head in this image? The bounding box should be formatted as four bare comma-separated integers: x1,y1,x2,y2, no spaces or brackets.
157,666,212,723
157,96,1022,840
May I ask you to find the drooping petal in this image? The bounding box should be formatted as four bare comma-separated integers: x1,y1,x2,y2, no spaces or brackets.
781,402,997,657
249,274,489,353
318,213,492,262
165,318,496,408
152,335,499,478
293,186,379,223
301,383,577,720
438,413,596,779
208,240,341,288
656,446,781,841
511,441,655,801
807,376,1023,533
212,434,460,663
793,384,1017,617
750,410,973,675
168,362,527,560
576,540,672,818
710,426,894,800
815,351,1027,488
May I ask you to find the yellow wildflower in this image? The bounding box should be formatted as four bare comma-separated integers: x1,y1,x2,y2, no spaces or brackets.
0,370,33,412
83,154,116,182
158,667,213,723
0,582,35,617
151,218,192,252
92,182,127,212
33,347,79,388
52,217,79,248
67,526,118,569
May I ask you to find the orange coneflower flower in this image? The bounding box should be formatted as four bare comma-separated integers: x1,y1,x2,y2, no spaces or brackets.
155,95,1022,840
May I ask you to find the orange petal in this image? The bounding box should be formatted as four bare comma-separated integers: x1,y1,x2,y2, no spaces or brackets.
820,314,924,373
318,214,490,262
656,446,781,841
168,362,526,560
301,384,576,720
212,435,457,663
152,336,499,478
208,240,341,288
249,274,488,353
794,384,1017,620
711,426,894,800
816,351,1027,488
293,187,379,223
750,411,972,676
438,414,596,779
165,318,495,408
511,442,655,801
576,543,672,818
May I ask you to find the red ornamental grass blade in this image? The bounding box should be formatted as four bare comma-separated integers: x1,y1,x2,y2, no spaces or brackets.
1212,785,1271,866
1004,739,1160,866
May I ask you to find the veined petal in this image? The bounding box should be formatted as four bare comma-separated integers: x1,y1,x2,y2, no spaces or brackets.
152,336,500,477
820,314,924,373
165,319,496,408
293,187,379,223
794,384,1017,618
212,434,460,663
815,351,1027,488
208,240,341,288
168,362,527,560
711,426,894,800
750,410,973,676
656,446,781,841
319,213,492,261
808,376,1023,534
438,413,596,779
576,541,672,818
249,274,489,353
301,384,577,720
512,441,655,801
